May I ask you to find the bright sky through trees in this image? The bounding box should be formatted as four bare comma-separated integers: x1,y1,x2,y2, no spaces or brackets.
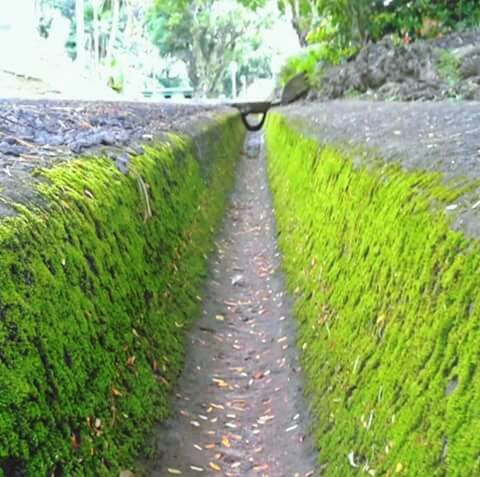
0,0,299,100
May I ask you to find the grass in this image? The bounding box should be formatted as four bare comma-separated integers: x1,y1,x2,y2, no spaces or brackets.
436,49,461,85
266,113,480,477
0,114,244,476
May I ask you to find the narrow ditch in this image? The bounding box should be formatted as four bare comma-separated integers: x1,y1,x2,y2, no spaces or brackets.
144,132,317,476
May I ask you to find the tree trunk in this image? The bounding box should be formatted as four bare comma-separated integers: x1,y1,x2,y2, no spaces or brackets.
288,0,308,47
75,0,86,66
106,0,120,65
347,0,370,45
92,0,104,69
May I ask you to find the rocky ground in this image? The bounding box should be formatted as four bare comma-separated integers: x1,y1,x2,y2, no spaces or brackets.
0,99,217,158
0,99,221,216
310,30,480,101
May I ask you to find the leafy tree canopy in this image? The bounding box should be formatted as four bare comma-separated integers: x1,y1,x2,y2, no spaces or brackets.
148,0,273,96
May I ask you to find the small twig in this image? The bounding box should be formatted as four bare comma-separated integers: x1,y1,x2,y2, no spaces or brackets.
13,137,36,149
20,154,38,160
0,113,18,126
0,131,36,148
136,175,152,222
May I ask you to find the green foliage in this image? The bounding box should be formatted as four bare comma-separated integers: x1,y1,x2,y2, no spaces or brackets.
437,49,461,85
305,16,339,45
148,0,272,96
381,0,480,37
279,43,356,87
279,49,317,87
277,0,323,46
266,113,480,476
0,115,244,476
295,0,480,51
306,0,387,45
236,0,267,10
278,14,356,88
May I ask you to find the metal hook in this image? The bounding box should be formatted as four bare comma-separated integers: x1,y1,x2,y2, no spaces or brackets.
241,113,267,132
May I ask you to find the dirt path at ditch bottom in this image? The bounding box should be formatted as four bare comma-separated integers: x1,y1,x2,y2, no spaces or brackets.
143,132,317,477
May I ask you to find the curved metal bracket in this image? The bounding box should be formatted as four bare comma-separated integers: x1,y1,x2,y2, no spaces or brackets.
241,113,267,132
229,73,309,131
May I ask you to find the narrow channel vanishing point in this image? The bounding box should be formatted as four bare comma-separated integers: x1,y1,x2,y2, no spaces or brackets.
144,132,317,476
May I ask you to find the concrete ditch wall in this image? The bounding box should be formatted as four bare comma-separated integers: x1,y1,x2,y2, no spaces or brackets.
0,110,244,476
266,107,480,477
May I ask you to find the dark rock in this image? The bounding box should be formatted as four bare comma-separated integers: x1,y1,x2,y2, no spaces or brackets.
69,139,90,154
47,134,65,146
0,142,24,156
433,29,480,49
115,129,131,143
3,136,17,145
445,377,459,396
281,72,310,104
100,131,115,146
128,144,144,156
313,30,480,102
459,47,480,78
472,88,480,100
114,153,129,174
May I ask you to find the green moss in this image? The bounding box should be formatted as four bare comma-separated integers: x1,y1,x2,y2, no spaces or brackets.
266,113,480,476
0,114,244,475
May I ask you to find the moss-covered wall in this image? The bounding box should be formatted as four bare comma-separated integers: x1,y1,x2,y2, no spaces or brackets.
0,114,244,476
266,113,480,476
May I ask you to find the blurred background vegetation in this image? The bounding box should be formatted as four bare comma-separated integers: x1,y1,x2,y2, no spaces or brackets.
1,0,480,99
278,0,480,86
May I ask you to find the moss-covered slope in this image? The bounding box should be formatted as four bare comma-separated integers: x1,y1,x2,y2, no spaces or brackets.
0,114,244,476
266,113,480,476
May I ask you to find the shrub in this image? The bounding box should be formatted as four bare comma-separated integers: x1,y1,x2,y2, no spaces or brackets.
436,49,461,85
279,43,356,87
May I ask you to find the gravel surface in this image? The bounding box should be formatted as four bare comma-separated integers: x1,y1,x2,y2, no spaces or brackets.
142,133,317,476
0,99,225,216
281,99,480,237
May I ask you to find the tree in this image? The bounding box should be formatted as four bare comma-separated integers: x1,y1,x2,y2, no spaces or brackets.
105,0,120,63
314,0,377,46
277,0,321,47
300,0,480,48
75,0,86,65
148,0,272,97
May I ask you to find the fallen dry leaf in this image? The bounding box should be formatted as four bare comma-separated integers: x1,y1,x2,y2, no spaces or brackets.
212,378,229,388
222,437,231,448
167,468,182,475
190,465,204,472
119,471,135,477
111,386,123,397
209,462,221,472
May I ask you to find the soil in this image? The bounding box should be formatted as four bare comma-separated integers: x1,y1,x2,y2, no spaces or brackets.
0,99,223,216
140,132,317,477
280,100,480,237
